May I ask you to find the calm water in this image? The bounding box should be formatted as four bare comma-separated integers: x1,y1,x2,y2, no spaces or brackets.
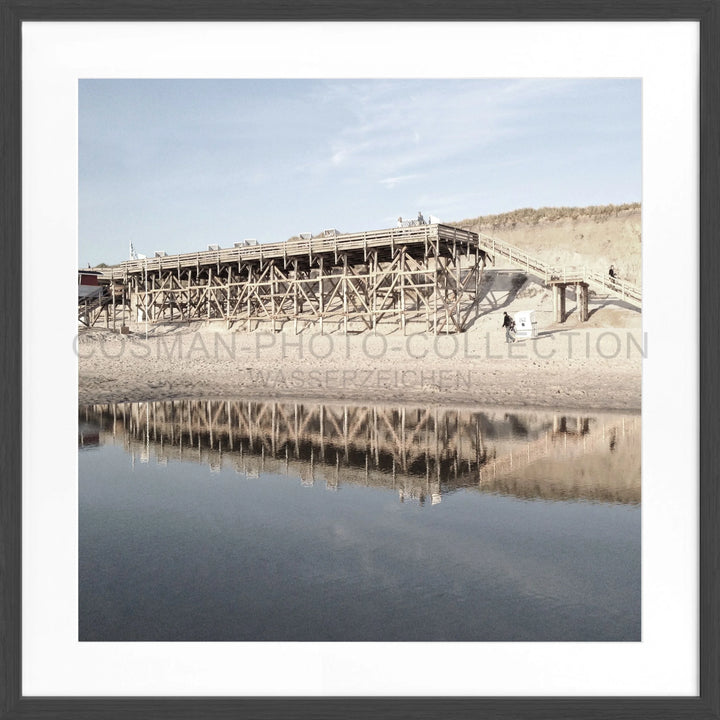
79,400,640,641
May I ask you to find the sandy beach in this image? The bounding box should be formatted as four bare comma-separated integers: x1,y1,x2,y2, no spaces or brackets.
78,301,642,412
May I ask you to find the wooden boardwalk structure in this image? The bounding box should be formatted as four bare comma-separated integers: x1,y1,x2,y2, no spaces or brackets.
89,223,642,332
99,224,485,334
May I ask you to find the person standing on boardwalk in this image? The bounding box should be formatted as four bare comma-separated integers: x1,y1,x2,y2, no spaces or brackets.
502,312,516,343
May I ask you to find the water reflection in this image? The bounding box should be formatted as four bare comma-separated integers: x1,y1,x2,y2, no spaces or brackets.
79,399,640,505
79,398,641,641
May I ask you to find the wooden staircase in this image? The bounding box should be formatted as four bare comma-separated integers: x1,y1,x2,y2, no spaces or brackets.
475,232,642,309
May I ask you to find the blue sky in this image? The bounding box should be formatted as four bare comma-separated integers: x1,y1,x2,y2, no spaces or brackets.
79,79,641,266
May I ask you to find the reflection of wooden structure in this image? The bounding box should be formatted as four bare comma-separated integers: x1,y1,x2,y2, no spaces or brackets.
98,225,485,334
479,414,634,480
81,400,640,505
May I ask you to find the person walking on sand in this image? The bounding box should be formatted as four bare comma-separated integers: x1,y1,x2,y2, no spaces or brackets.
502,311,516,343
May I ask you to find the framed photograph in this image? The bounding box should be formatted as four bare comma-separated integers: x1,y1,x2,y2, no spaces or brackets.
2,1,718,718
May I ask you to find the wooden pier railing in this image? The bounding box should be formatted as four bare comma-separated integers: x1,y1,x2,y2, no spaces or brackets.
101,224,477,278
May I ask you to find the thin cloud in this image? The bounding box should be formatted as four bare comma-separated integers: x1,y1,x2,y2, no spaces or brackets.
379,174,419,189
331,149,347,166
317,80,536,178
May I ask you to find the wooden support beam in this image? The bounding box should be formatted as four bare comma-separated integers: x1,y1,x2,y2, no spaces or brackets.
553,284,567,323
343,254,348,334
319,256,324,334
400,248,406,335
432,256,439,334
578,282,589,322
454,241,461,333
293,259,299,334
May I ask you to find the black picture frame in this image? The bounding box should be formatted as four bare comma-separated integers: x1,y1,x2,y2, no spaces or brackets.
2,1,718,718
